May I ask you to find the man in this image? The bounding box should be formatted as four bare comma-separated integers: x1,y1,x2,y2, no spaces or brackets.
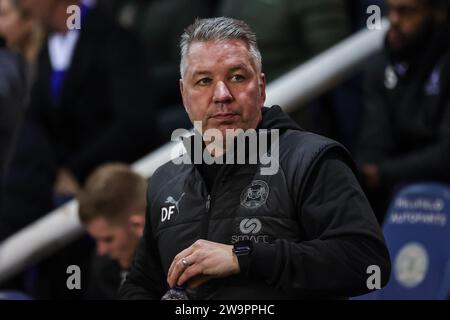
356,0,450,222
78,163,146,299
119,17,390,299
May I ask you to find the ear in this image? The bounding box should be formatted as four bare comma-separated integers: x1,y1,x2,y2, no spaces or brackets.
180,78,192,117
259,73,266,104
128,214,145,237
180,79,187,108
179,78,184,96
180,79,187,105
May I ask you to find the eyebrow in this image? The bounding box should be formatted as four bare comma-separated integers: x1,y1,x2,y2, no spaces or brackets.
192,71,212,78
192,64,250,76
229,64,251,72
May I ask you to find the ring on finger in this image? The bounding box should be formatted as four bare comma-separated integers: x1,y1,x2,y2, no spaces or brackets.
181,257,189,267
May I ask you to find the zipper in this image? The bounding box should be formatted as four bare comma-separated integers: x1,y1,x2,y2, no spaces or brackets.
200,192,212,239
206,194,211,211
200,165,229,239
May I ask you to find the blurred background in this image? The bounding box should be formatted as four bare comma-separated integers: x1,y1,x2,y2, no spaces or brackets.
0,0,449,300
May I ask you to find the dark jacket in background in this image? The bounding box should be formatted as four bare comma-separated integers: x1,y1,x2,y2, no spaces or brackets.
0,47,25,177
87,254,123,300
357,24,450,185
120,106,390,299
0,44,26,238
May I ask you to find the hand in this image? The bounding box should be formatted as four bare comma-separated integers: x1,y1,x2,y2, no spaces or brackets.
362,164,381,188
54,168,80,195
167,239,240,289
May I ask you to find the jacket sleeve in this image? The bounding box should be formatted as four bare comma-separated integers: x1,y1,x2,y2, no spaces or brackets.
356,57,396,166
118,181,168,299
356,54,450,184
378,98,450,182
0,50,25,174
245,151,391,297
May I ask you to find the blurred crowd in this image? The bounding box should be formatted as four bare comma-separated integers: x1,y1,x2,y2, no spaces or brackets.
0,0,448,299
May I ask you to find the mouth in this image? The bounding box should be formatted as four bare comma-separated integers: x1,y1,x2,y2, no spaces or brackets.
388,29,404,45
211,113,239,121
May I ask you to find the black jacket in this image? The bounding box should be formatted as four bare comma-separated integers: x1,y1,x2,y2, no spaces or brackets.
119,106,390,299
356,23,450,185
0,46,26,238
0,48,25,175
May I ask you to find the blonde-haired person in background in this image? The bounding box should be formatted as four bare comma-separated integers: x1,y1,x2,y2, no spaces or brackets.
0,0,43,241
0,0,43,64
78,163,147,299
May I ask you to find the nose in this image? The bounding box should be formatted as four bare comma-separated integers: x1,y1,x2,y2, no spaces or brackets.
388,10,400,26
213,81,233,104
96,242,109,256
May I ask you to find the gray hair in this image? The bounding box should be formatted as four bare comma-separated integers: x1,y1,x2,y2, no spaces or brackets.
179,17,262,78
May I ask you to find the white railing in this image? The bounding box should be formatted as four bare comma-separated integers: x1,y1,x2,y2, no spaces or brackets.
0,21,388,284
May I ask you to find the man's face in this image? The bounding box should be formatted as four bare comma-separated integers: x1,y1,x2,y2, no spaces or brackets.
180,39,266,137
387,0,431,51
85,217,140,270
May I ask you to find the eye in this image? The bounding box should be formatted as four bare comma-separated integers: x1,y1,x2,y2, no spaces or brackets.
196,78,212,86
231,74,245,82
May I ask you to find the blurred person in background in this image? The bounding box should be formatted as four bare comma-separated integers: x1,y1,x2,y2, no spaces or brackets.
18,0,161,200
78,164,146,299
0,0,161,299
0,32,25,233
356,0,450,223
0,0,42,64
0,0,43,239
0,0,43,295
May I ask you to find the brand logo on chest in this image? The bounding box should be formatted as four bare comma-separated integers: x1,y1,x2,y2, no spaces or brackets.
240,180,269,209
161,192,185,222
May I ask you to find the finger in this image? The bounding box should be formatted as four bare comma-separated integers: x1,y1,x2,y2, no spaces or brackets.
167,246,195,283
167,258,186,288
167,247,192,282
177,263,203,287
168,253,196,288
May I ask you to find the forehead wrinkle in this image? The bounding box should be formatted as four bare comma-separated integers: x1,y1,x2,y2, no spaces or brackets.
186,40,256,71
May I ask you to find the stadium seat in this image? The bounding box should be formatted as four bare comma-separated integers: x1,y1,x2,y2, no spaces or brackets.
354,182,450,300
0,290,32,300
